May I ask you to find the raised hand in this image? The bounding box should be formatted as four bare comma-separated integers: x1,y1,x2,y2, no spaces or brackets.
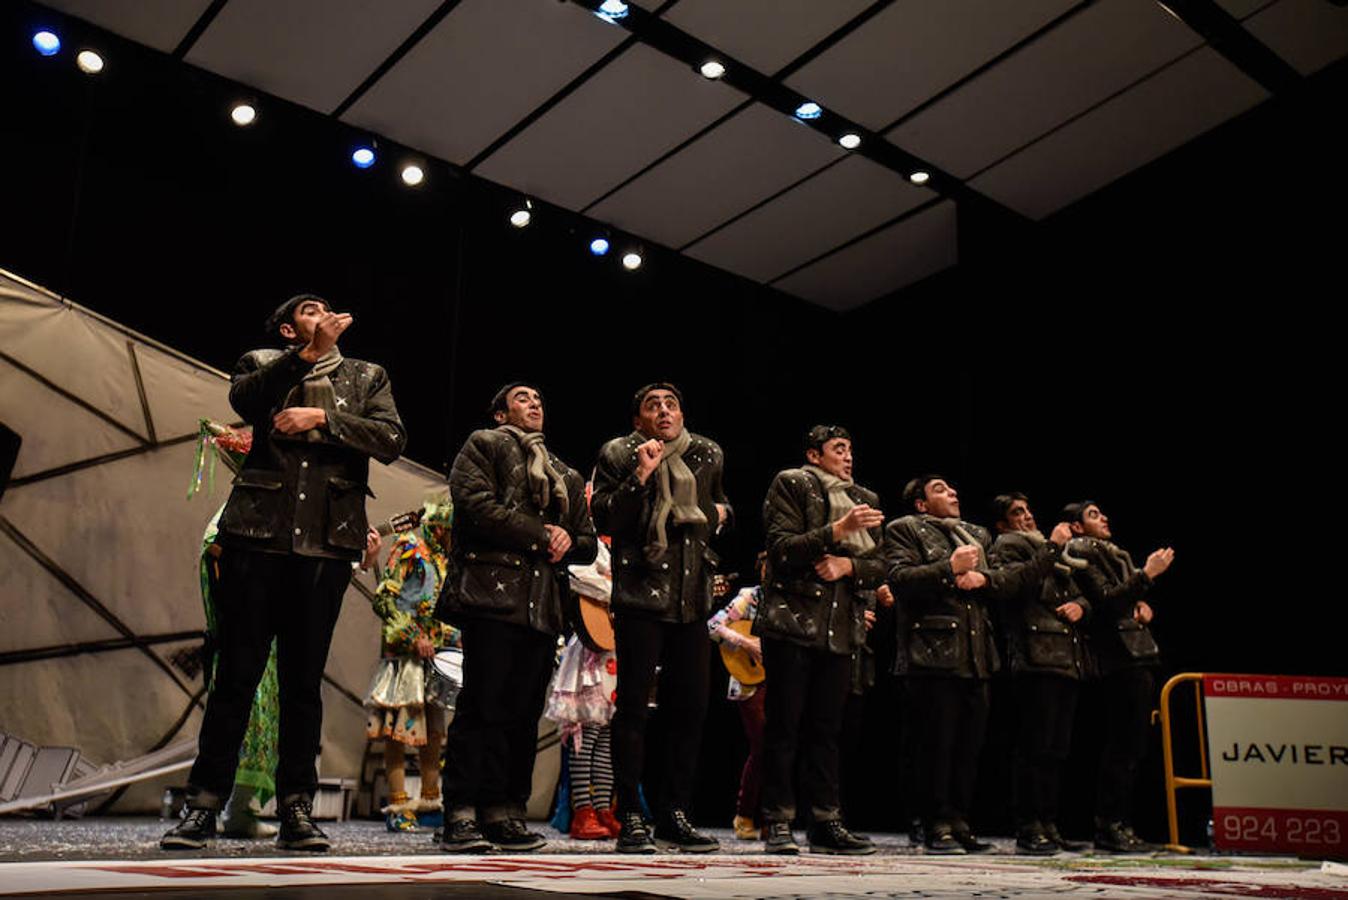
950,544,981,575
832,503,884,540
1049,522,1072,546
301,311,353,361
634,438,665,484
1143,547,1175,579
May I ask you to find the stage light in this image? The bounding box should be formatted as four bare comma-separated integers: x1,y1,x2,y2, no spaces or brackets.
76,49,104,74
595,1,629,23
400,164,424,186
622,251,643,271
230,103,256,127
909,170,930,185
590,238,610,256
510,209,531,228
838,133,861,150
794,101,822,121
32,31,60,56
351,147,376,169
699,60,726,79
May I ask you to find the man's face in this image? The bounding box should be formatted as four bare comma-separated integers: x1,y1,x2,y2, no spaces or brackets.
494,386,544,433
634,389,684,441
917,479,960,518
806,438,852,480
279,299,330,344
1000,498,1036,534
1074,504,1111,539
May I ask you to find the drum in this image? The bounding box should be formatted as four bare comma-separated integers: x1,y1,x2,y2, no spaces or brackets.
427,648,463,711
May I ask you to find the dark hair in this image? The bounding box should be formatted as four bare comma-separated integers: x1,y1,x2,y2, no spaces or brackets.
901,474,946,513
805,425,851,454
264,293,328,343
1059,500,1098,523
489,382,541,417
990,491,1029,524
631,382,683,417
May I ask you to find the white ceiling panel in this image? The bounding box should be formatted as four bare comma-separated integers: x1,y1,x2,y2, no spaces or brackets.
784,0,1078,131
685,155,929,283
1243,0,1348,76
587,103,843,250
37,0,211,53
773,201,957,311
473,43,745,210
887,0,1202,179
663,0,874,76
185,0,441,115
342,0,626,165
970,47,1267,220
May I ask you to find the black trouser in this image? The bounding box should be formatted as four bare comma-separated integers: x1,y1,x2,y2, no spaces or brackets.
1013,673,1080,828
759,638,852,824
898,679,922,825
611,616,708,818
1097,667,1155,824
442,617,556,823
188,548,349,807
909,676,990,828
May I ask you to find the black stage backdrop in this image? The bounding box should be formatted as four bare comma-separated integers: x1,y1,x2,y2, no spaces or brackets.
2,2,1342,844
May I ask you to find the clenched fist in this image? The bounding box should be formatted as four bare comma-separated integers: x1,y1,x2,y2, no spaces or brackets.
300,312,352,362
273,406,326,434
950,544,981,575
634,438,665,484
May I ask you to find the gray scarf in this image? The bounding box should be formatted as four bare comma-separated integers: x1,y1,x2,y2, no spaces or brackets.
283,348,342,442
1015,528,1086,573
645,428,706,562
499,425,569,517
803,464,874,554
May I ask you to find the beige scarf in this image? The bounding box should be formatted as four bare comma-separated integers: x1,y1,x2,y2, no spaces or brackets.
803,464,875,554
499,425,569,517
645,428,706,562
283,348,342,442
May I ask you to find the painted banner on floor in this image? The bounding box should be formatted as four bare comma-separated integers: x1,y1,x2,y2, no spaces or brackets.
1204,673,1348,856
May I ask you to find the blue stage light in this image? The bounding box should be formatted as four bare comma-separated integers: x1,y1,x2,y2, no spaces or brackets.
590,238,610,256
351,147,376,169
794,102,822,121
33,31,61,56
595,1,629,23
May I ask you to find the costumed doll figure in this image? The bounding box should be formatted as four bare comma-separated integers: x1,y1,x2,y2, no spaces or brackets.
364,496,461,832
546,539,620,840
189,420,280,839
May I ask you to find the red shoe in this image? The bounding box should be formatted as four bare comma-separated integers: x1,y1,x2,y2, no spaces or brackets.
570,806,610,840
596,807,622,838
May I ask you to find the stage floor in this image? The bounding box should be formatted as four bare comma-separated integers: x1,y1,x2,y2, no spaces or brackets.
1,819,1344,898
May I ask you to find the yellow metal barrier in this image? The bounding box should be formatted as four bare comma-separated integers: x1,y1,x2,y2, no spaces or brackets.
1159,672,1211,853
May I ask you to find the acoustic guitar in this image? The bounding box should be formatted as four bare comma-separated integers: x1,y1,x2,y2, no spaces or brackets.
565,593,615,652
719,619,765,686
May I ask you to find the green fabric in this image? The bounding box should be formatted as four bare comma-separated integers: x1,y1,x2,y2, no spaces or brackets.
201,506,279,806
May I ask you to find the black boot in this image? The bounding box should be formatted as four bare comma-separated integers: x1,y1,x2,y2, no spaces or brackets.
615,812,656,854
1095,820,1144,853
160,807,218,850
908,817,926,847
482,818,546,852
1043,821,1089,852
807,819,876,856
1121,824,1161,853
655,809,719,853
925,821,966,855
763,820,799,855
438,817,494,853
277,797,330,852
951,821,994,854
1016,821,1057,856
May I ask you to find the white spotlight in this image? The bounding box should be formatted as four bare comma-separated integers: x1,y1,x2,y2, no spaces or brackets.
838,133,861,150
510,209,531,228
595,1,629,23
621,251,643,271
401,164,425,187
909,170,930,185
230,103,257,127
76,49,104,74
699,60,726,79
794,101,822,120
